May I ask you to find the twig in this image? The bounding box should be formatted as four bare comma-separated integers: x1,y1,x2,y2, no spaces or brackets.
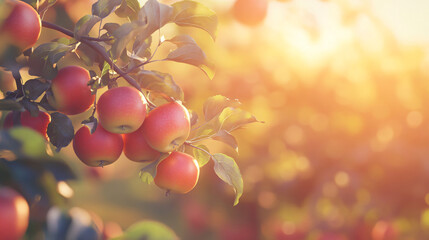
41,21,156,109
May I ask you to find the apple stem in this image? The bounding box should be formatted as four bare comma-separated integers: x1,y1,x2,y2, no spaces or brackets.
165,190,170,197
98,161,105,168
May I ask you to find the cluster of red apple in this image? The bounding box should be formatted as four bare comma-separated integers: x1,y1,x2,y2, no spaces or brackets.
4,64,200,194
1,0,199,195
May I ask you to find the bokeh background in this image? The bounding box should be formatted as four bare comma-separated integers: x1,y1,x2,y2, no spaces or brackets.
3,0,429,239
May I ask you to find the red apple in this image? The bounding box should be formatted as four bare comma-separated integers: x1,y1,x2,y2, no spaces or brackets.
0,187,30,240
142,101,190,152
0,0,41,50
47,66,95,115
123,124,161,162
372,221,397,240
97,86,147,134
232,0,268,26
154,151,199,194
4,110,51,140
73,125,124,167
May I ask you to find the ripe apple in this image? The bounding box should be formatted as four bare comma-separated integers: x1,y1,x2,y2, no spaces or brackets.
47,66,95,115
0,0,41,50
0,187,30,240
232,0,268,26
154,151,199,194
123,124,161,162
97,86,147,134
142,101,190,152
73,125,124,167
372,221,397,240
4,110,51,140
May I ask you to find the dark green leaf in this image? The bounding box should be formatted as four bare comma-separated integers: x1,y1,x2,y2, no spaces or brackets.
74,15,102,40
212,130,238,152
92,0,122,18
115,0,140,20
38,93,56,111
0,99,23,111
114,220,178,240
29,43,73,79
166,35,215,79
172,0,218,40
81,116,98,134
75,43,100,66
110,22,143,59
212,153,243,206
23,79,50,100
20,98,39,117
203,95,241,121
135,70,184,101
192,144,210,167
47,112,74,152
103,23,121,34
137,0,173,40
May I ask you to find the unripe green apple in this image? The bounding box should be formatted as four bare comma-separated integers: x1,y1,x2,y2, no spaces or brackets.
0,0,41,50
154,151,199,194
0,187,30,240
47,66,95,115
142,101,190,152
232,0,268,26
73,125,124,167
4,110,51,140
97,86,147,134
123,124,161,162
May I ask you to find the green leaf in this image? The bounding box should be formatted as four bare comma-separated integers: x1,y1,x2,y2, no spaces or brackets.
81,116,98,134
23,79,50,100
212,153,243,206
137,0,174,41
37,0,57,17
218,107,260,132
192,144,210,167
75,43,101,66
5,127,48,159
103,23,121,34
92,0,122,18
166,35,215,79
47,112,74,152
203,95,241,121
114,220,178,240
74,15,102,41
110,22,143,59
172,0,218,40
139,157,161,184
0,99,23,111
212,130,238,152
115,0,140,20
135,70,184,101
39,93,56,111
20,98,40,117
29,43,73,79
101,61,111,78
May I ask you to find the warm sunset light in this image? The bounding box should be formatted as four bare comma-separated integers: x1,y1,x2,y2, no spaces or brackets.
1,0,429,239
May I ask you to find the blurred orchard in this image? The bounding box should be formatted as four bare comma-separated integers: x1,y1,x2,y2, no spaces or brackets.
2,0,429,239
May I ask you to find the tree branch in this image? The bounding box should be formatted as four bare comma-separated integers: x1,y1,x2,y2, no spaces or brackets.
41,21,141,91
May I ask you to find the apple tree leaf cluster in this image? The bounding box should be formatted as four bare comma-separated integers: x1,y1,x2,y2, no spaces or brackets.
0,0,260,208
